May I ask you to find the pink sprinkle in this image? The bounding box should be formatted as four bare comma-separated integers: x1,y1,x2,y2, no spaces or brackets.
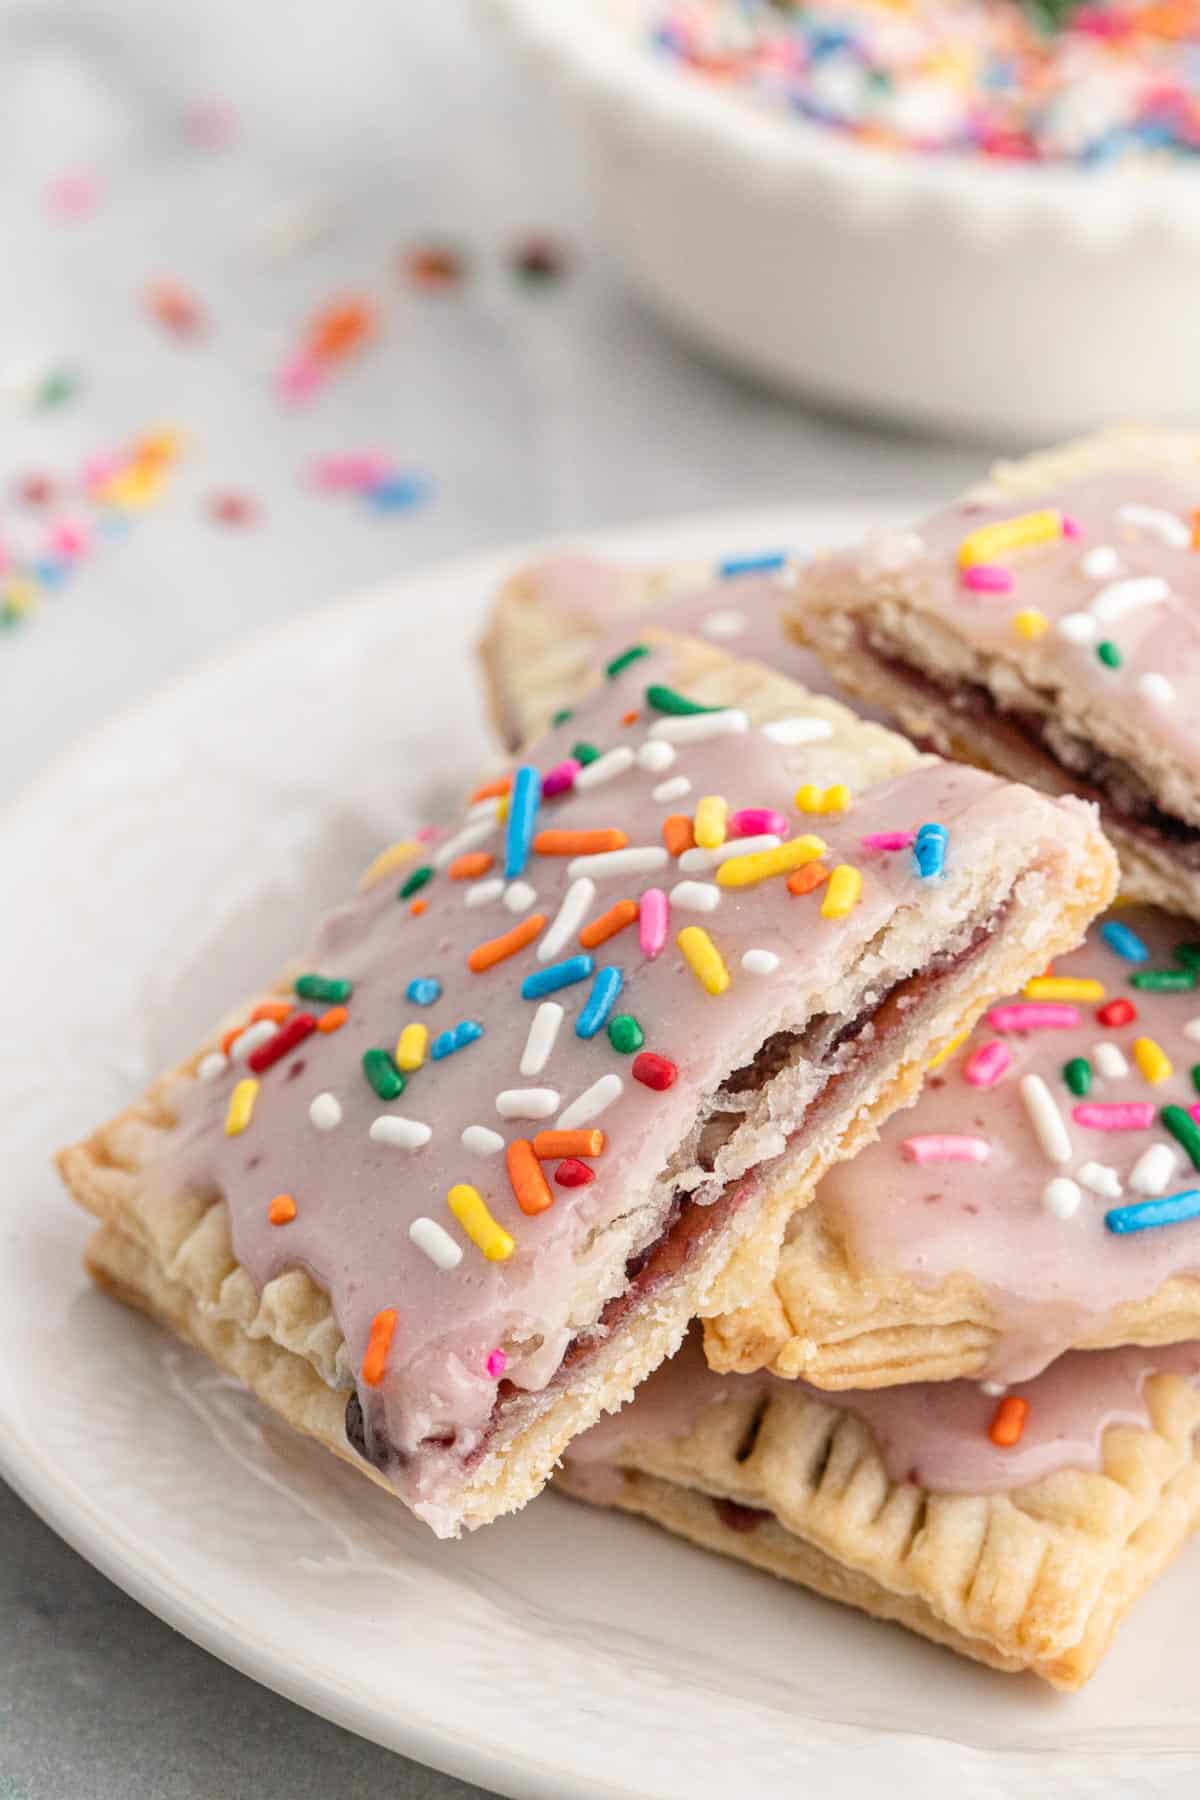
47,519,89,560
486,1349,507,1380
861,831,916,853
1191,1105,1200,1126
639,887,668,960
183,100,238,148
962,564,1013,594
731,808,788,838
1073,1102,1156,1131
901,1134,990,1164
310,452,392,492
1062,515,1082,540
46,170,100,220
541,759,581,799
963,1040,1012,1088
276,352,325,404
988,1003,1080,1032
0,538,10,577
415,824,440,845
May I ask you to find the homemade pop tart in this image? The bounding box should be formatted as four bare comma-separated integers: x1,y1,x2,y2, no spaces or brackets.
785,427,1200,919
60,634,1112,1537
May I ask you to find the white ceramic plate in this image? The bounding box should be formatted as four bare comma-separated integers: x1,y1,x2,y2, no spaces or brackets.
4,503,1200,1800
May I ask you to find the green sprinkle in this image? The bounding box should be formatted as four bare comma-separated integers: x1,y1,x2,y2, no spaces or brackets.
1096,640,1122,669
644,684,721,717
607,1013,645,1055
362,1048,405,1101
36,367,80,410
572,741,601,767
398,864,433,900
1175,943,1200,971
1192,1065,1200,1096
295,973,353,1004
1161,1104,1200,1171
551,707,573,728
1131,968,1196,992
605,644,650,680
1063,1056,1091,1098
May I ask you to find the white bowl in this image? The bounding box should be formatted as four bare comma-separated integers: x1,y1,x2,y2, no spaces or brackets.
488,0,1200,441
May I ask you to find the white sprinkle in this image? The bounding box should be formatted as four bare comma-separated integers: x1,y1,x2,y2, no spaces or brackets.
503,880,538,914
230,1020,277,1063
1089,575,1169,625
1056,611,1097,645
648,709,749,744
1137,671,1175,708
701,608,749,640
197,1051,228,1082
308,1092,343,1131
574,745,635,790
557,1073,624,1129
496,1087,560,1120
1130,1142,1177,1197
409,1217,463,1271
465,877,505,909
567,846,669,882
678,834,781,874
1079,1161,1123,1200
762,716,833,746
465,797,501,823
520,1002,564,1077
433,817,495,869
1020,1074,1072,1165
461,1124,505,1156
1080,545,1120,579
538,876,596,962
1092,1041,1128,1080
1183,1018,1200,1045
370,1115,433,1149
979,1380,1007,1398
1118,504,1191,548
670,880,721,913
1042,1176,1082,1220
742,949,780,976
653,775,692,803
636,739,677,773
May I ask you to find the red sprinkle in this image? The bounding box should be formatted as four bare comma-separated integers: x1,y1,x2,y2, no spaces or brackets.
209,490,258,526
146,278,206,337
554,1158,596,1188
1097,998,1137,1028
633,1051,677,1091
402,243,466,290
17,473,55,507
248,1011,317,1072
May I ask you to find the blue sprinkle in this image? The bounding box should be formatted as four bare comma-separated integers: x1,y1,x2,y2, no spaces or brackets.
430,1019,484,1060
1099,921,1150,964
505,764,541,880
367,472,433,512
576,966,623,1040
718,551,787,579
406,977,442,1006
33,556,69,588
521,955,594,1001
1105,1189,1200,1235
914,822,947,880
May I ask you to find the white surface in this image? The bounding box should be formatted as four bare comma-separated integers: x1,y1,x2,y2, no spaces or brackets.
492,0,1200,439
5,505,1200,1800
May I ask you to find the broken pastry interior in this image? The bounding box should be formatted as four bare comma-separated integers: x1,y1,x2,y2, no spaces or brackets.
59,632,1113,1537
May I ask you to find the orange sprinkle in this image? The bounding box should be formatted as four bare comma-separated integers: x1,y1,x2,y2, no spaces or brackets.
448,850,494,881
531,1129,606,1160
267,1193,297,1226
308,296,376,362
220,1021,247,1055
1192,508,1200,549
471,774,512,803
506,1138,555,1217
621,709,639,727
533,828,628,857
662,815,695,857
988,1396,1028,1448
579,898,639,950
361,1308,398,1387
409,898,428,916
251,1000,292,1025
317,1005,348,1034
467,913,546,973
787,862,830,897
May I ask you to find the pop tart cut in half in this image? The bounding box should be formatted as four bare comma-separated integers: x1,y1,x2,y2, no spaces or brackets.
784,426,1200,919
60,633,1113,1537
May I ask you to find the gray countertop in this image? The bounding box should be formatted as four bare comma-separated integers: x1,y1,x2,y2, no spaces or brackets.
0,2,986,1794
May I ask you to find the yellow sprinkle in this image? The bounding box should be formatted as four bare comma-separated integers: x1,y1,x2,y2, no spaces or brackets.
927,1028,969,1071
224,1078,260,1137
396,1022,428,1072
358,840,421,891
98,465,166,510
821,865,863,920
694,795,728,850
133,427,186,467
1013,609,1049,640
957,509,1062,569
677,925,730,996
496,793,510,824
1024,977,1106,1003
794,784,851,815
717,834,827,889
3,578,40,616
447,1183,515,1262
1133,1037,1173,1086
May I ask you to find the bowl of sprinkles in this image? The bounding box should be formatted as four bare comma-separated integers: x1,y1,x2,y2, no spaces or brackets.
489,0,1200,437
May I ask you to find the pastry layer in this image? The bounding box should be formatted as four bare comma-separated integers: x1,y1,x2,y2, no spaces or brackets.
559,1333,1200,1689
